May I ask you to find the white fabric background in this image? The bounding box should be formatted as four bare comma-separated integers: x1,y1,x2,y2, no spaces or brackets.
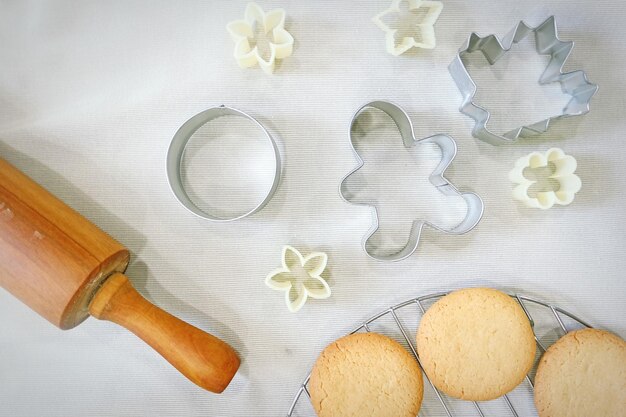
1,1,625,416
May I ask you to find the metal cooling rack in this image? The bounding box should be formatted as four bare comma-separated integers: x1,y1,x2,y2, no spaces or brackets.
287,292,592,417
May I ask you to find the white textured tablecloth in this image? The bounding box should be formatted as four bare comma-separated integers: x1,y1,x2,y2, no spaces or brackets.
1,1,625,416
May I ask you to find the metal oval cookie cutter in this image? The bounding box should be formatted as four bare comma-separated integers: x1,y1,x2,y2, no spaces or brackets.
340,101,484,262
166,105,281,222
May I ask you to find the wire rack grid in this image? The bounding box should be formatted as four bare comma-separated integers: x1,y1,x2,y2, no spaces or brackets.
287,292,592,417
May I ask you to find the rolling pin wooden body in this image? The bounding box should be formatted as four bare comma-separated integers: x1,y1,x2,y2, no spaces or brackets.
0,158,239,393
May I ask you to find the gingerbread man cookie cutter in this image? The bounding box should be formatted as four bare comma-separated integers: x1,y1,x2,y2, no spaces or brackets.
340,101,484,262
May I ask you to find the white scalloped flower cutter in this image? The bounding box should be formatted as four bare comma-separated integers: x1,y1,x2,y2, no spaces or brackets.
509,148,581,209
373,0,443,55
265,246,330,313
226,2,294,74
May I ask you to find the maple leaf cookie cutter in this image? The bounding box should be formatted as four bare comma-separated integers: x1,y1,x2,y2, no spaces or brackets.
339,101,484,262
449,16,598,145
372,0,443,55
226,2,294,74
509,148,581,209
265,246,331,313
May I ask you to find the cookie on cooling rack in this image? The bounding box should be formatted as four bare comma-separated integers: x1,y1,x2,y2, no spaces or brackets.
309,332,423,417
534,328,626,417
416,287,536,401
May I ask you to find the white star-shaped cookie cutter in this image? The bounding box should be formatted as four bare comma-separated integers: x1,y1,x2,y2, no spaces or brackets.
372,0,443,55
509,148,581,209
226,2,294,74
265,246,331,313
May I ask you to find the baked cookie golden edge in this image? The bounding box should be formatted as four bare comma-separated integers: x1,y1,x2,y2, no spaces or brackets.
309,332,423,417
534,328,626,417
416,287,536,401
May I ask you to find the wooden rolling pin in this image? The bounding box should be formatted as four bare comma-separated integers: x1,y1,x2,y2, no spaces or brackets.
0,158,240,393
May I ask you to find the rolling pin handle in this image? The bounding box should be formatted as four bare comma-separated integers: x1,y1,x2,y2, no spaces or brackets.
89,273,240,393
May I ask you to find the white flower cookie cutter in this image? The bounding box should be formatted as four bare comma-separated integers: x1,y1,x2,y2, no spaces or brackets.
372,0,443,55
226,2,294,74
509,148,581,209
265,246,331,313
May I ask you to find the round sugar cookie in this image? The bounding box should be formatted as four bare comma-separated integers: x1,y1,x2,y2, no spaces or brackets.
534,328,626,417
416,288,536,401
309,332,423,417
